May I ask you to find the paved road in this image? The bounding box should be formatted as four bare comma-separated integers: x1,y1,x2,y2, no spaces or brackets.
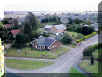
6,35,98,73
5,57,56,62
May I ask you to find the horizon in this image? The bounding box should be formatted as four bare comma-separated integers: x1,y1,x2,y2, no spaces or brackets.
0,0,101,18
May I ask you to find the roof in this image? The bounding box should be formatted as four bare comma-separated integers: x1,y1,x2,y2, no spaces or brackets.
36,36,56,47
45,24,66,30
55,24,66,30
11,29,21,35
45,25,52,28
4,24,12,28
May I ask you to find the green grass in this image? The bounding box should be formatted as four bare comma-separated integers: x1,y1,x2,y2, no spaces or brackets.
42,22,57,25
6,59,53,70
79,60,98,73
92,49,98,59
69,67,81,73
69,67,87,77
66,31,84,40
5,45,69,59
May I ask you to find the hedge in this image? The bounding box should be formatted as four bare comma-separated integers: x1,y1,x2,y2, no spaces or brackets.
76,32,97,43
84,32,97,39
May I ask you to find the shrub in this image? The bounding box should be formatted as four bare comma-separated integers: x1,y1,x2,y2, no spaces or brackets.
83,44,98,57
14,34,26,49
84,32,96,39
60,33,72,45
76,32,96,43
80,26,95,35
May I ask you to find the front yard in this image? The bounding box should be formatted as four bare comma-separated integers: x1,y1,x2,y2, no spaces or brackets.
5,45,69,59
6,59,53,70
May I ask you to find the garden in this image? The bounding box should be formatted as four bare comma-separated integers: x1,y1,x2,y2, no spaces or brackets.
5,45,69,59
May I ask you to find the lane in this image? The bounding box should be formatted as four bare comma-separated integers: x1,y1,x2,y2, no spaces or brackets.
5,57,56,62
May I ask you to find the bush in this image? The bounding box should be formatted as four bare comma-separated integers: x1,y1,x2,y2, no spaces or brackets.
83,46,94,56
84,32,96,39
76,38,85,43
80,26,95,35
76,32,97,43
42,32,50,37
14,34,26,49
60,33,72,45
83,44,98,57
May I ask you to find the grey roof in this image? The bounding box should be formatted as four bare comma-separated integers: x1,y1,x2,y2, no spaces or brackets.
55,24,66,30
36,36,56,47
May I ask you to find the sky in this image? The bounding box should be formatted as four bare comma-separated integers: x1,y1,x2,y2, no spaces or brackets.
0,0,101,18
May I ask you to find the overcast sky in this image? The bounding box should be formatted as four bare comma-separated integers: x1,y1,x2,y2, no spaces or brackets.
0,0,101,18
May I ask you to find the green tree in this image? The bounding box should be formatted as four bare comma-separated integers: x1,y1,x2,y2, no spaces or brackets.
25,12,40,31
24,23,32,42
0,22,3,28
60,33,72,45
74,18,83,24
14,34,26,49
24,12,41,40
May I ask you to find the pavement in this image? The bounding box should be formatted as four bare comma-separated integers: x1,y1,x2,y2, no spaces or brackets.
5,57,56,62
5,35,98,73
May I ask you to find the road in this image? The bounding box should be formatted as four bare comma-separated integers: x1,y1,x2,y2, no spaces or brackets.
5,57,56,62
6,35,98,73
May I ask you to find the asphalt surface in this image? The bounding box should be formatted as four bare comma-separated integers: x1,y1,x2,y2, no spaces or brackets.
5,57,56,62
5,35,98,74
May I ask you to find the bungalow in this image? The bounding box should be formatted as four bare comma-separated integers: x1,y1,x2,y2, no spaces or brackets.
10,29,21,38
31,36,61,50
4,24,12,28
44,24,66,35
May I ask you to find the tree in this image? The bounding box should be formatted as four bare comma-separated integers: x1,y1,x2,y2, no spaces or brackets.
74,18,83,24
24,12,41,40
60,33,72,45
24,23,32,42
25,12,40,31
0,22,3,28
80,26,94,35
14,34,26,49
12,18,19,26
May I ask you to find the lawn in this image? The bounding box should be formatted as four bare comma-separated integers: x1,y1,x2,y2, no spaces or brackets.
92,49,98,59
79,60,98,73
66,31,84,40
5,45,69,59
6,59,53,70
69,67,87,77
42,22,57,25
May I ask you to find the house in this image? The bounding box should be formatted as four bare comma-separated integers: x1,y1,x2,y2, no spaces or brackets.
4,24,12,28
44,24,66,35
31,36,61,50
10,29,21,38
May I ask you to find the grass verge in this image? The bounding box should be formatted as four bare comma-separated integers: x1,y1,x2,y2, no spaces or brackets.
6,59,53,70
79,60,98,73
69,67,87,77
5,45,69,59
